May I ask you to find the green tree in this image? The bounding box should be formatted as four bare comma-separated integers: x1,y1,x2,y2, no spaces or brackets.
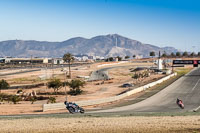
132,73,139,80
198,52,200,57
108,57,114,61
47,78,63,94
190,52,196,57
63,53,74,78
125,55,130,59
182,51,188,57
10,95,21,104
47,97,56,104
133,55,136,59
176,52,181,57
67,79,85,95
150,51,155,58
105,57,114,62
171,52,175,57
162,53,167,58
30,96,37,104
116,56,122,61
0,79,9,93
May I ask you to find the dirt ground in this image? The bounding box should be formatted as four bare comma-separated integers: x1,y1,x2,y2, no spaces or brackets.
0,61,166,115
0,116,199,133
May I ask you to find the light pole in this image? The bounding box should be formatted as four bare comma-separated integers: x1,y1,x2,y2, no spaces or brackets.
61,68,68,101
31,55,33,68
64,70,67,95
52,58,54,78
192,46,196,57
45,64,48,90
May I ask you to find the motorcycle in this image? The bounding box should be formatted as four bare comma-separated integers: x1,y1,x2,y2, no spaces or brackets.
64,101,85,114
176,98,184,109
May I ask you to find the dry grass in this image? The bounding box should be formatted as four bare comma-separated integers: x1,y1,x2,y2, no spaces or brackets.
0,116,200,133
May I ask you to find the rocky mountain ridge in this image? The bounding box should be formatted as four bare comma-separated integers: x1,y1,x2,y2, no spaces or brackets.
0,34,178,58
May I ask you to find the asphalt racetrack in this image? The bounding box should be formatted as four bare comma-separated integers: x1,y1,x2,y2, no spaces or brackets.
93,68,200,113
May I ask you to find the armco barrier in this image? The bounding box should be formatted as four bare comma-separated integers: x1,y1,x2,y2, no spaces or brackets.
97,61,128,68
43,73,177,112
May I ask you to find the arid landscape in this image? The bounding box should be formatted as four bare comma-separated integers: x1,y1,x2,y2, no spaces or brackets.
0,61,168,115
1,1,200,132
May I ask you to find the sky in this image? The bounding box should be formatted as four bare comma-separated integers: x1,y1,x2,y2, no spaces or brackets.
0,0,200,52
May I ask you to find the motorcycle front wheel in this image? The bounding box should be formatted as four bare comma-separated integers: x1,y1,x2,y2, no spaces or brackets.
68,107,75,114
80,108,85,113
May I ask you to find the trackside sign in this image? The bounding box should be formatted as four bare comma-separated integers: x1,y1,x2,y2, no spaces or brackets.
173,60,194,64
173,60,199,67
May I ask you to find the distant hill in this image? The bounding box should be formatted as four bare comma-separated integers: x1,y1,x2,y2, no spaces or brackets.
0,34,178,58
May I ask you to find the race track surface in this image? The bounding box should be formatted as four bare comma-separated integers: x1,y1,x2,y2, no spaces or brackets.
93,68,200,113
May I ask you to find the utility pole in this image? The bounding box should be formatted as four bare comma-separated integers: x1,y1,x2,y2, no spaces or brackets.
115,37,117,48
65,70,67,95
62,68,67,101
31,55,33,68
52,58,54,78
45,64,48,90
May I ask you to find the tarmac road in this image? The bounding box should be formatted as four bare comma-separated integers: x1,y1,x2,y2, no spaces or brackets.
0,69,41,76
93,67,200,113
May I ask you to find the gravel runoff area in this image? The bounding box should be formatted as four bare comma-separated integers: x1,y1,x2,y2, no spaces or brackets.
0,116,200,133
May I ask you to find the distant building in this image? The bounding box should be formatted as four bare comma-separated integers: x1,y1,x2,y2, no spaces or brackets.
52,58,64,64
135,55,143,59
82,56,88,61
0,57,52,64
74,55,104,62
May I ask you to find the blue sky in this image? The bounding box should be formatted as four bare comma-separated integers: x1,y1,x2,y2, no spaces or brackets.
0,0,200,52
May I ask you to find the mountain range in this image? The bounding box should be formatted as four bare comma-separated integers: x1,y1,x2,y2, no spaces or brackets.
0,34,178,58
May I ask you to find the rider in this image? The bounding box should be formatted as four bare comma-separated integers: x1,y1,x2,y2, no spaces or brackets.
177,98,182,104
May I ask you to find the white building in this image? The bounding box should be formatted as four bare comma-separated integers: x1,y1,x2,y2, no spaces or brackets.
52,58,64,64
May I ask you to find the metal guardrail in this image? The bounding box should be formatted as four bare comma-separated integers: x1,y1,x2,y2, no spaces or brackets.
0,69,41,76
43,73,177,112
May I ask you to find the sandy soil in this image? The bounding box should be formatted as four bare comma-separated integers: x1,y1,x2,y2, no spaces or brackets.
0,116,199,133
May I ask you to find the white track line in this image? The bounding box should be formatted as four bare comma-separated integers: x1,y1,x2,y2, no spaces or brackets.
192,69,200,112
193,106,200,112
192,78,200,91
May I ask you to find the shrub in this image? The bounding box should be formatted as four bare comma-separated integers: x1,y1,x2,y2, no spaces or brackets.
47,97,56,104
132,71,149,80
47,78,62,94
125,55,130,59
0,79,10,93
67,79,85,96
0,96,3,102
116,56,122,61
132,73,140,79
36,96,49,100
68,88,83,96
0,93,12,102
10,95,21,104
30,96,37,104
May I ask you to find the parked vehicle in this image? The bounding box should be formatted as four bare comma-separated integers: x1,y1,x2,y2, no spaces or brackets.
64,101,85,114
121,83,133,88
